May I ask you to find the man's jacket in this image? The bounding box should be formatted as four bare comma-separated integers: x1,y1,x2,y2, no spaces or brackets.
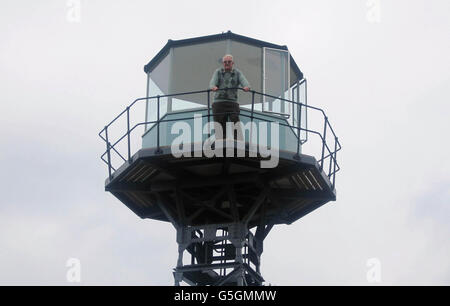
209,68,250,103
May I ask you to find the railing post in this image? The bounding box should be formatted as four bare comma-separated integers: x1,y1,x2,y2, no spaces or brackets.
156,95,161,154
207,90,211,138
332,137,338,189
250,91,256,153
126,106,131,163
328,147,333,177
320,116,328,170
250,91,255,121
295,80,301,159
305,79,308,143
297,102,302,157
328,124,333,177
105,126,112,181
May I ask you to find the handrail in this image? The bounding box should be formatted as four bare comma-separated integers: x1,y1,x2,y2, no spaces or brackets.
99,87,329,136
99,85,341,189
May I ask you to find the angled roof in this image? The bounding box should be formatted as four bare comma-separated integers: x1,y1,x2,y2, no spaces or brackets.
144,31,303,80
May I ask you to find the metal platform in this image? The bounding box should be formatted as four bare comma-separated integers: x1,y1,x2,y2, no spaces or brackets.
105,143,336,227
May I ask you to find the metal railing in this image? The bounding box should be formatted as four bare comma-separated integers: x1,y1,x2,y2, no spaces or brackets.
99,85,342,189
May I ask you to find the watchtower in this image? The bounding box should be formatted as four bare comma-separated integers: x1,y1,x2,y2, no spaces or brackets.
99,31,341,286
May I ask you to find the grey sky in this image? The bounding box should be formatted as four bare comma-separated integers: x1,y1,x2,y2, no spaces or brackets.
0,0,449,285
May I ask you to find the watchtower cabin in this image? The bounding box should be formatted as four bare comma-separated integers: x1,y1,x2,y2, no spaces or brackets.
99,32,341,286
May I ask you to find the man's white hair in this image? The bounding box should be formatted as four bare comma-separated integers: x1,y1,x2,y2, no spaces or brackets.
222,54,233,61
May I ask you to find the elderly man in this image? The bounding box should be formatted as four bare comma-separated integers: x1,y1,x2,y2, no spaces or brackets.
209,54,250,139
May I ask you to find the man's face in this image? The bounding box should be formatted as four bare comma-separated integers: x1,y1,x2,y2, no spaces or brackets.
223,56,234,71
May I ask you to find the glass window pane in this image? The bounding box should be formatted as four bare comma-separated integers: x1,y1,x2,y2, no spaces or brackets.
264,48,289,114
229,40,262,105
146,53,171,130
171,41,227,106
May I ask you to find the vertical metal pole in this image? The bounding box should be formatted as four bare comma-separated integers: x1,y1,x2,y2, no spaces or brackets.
296,81,301,157
305,79,308,143
251,91,255,121
105,126,112,181
321,117,328,170
235,245,244,286
328,139,333,177
287,50,291,101
126,106,131,162
262,48,266,112
327,121,333,176
145,73,150,131
333,137,338,189
220,229,224,276
204,242,208,264
157,95,161,153
291,87,295,127
207,90,211,138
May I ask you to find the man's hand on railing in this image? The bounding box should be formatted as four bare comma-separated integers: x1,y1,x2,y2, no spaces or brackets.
211,86,250,92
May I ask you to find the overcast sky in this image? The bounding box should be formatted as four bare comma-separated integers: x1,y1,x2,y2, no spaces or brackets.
0,0,449,285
